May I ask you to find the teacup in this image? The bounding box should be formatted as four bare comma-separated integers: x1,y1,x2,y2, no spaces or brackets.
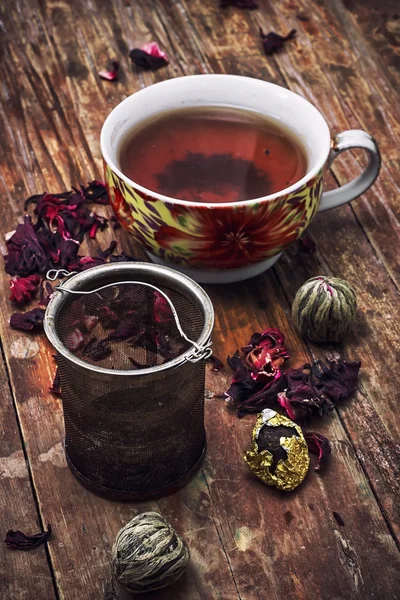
101,75,380,284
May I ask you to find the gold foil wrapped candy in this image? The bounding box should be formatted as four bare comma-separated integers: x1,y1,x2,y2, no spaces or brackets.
244,409,310,491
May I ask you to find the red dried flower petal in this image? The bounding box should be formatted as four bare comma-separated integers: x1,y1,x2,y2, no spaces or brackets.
49,368,61,397
39,281,54,307
260,28,296,56
312,360,361,403
299,234,317,253
80,181,109,205
220,0,258,7
82,338,112,361
278,364,334,421
4,524,52,551
10,308,45,332
141,42,168,62
209,354,224,371
333,512,345,526
9,275,41,305
98,60,120,81
154,291,173,324
304,431,331,471
226,327,290,416
5,216,49,276
129,42,168,71
65,328,85,352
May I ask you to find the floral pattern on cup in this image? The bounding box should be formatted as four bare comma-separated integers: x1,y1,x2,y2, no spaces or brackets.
105,164,324,269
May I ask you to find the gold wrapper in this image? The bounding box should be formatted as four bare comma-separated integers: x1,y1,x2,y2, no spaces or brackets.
244,409,310,491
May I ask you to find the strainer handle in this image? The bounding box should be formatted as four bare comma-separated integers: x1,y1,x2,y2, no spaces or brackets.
49,273,212,363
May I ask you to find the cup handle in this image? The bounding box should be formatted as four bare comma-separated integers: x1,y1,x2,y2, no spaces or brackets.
318,130,381,212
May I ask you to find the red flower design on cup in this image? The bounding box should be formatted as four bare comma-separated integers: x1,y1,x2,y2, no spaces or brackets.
107,184,135,230
154,203,303,269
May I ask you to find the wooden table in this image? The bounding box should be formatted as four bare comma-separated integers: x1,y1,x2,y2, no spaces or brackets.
1,1,399,598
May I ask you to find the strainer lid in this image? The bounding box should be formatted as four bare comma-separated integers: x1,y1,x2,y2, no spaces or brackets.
44,262,214,377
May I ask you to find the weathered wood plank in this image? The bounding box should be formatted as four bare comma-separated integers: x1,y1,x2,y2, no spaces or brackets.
0,0,399,599
0,355,56,600
166,0,400,541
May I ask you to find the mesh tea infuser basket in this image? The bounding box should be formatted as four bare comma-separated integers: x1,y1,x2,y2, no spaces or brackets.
44,262,214,501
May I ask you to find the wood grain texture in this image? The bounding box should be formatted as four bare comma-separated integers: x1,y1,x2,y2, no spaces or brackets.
0,0,399,599
0,351,56,599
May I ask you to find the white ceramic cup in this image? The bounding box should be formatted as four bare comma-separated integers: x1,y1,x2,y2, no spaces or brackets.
101,75,381,284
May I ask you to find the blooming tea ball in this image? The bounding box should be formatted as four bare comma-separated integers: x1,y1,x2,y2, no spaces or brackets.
292,276,357,343
112,512,190,594
244,409,310,491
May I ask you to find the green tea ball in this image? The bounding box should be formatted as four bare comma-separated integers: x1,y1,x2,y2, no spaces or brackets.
112,512,189,594
292,276,357,342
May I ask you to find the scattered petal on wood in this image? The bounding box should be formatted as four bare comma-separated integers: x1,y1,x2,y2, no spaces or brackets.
49,367,61,397
299,234,317,253
260,28,296,56
312,360,361,403
333,511,345,526
4,524,52,551
304,431,332,471
220,0,258,8
10,307,46,332
129,42,169,70
98,60,120,81
80,181,109,205
209,354,224,371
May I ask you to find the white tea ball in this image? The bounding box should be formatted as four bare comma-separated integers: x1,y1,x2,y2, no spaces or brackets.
112,512,190,594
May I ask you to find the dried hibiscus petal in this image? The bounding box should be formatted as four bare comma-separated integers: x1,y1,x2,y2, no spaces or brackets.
154,291,172,323
82,338,112,361
299,234,317,253
49,367,61,397
5,216,49,276
80,181,109,205
68,256,106,272
241,327,288,354
82,337,112,362
226,351,287,417
109,252,136,262
209,354,224,371
304,431,331,471
220,0,258,8
260,28,296,56
65,328,85,352
39,281,54,307
278,360,360,421
9,275,41,305
312,359,361,403
225,327,290,416
4,524,52,551
98,60,120,81
277,364,334,421
128,357,146,369
129,42,169,71
10,308,45,332
333,511,345,526
237,374,287,418
105,318,138,342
